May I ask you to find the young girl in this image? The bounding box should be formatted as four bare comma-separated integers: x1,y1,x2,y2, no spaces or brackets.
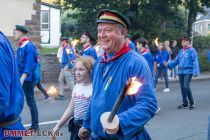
154,42,170,92
51,56,95,140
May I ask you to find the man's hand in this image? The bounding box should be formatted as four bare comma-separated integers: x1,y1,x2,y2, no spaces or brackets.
105,125,119,135
163,62,168,67
78,127,90,140
20,74,27,85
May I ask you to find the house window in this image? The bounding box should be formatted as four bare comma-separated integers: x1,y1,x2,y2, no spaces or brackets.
41,11,49,30
194,25,197,31
199,24,203,30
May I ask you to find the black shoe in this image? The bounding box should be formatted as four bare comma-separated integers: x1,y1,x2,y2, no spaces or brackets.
177,104,189,109
54,94,65,100
189,104,195,110
28,127,39,132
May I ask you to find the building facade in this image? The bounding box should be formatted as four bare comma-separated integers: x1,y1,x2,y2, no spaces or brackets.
193,8,210,36
41,2,61,47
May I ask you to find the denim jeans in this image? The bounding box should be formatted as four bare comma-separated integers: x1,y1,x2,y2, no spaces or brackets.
178,74,194,105
22,81,39,128
170,66,177,78
35,82,49,99
154,66,169,88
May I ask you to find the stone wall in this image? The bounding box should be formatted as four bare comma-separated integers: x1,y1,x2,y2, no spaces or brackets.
25,0,41,48
40,54,60,83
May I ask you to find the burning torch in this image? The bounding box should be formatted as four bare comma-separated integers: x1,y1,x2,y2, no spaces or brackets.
47,86,58,100
155,38,167,67
100,77,142,131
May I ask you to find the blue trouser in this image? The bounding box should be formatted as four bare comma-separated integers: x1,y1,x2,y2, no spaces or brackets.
154,66,169,88
178,74,194,105
22,81,39,128
208,115,210,140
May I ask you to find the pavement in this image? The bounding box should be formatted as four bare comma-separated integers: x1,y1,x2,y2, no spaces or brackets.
21,72,210,140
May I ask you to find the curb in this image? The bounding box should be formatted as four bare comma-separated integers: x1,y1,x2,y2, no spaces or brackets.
158,76,210,83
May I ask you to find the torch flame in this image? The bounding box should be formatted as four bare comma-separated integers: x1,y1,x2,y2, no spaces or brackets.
127,77,143,95
155,38,159,47
47,86,58,97
72,39,79,47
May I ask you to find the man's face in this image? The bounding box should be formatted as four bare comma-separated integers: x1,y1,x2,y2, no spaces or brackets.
80,35,88,44
182,40,189,47
136,42,142,50
97,23,126,54
60,40,67,47
14,30,24,41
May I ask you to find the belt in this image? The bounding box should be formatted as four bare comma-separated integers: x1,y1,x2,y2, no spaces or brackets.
73,119,83,126
0,117,19,127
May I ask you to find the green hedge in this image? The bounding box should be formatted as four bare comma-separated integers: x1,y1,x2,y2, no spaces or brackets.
193,34,210,51
38,47,59,55
199,54,210,72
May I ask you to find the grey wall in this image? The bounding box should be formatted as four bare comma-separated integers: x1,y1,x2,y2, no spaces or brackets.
40,54,60,83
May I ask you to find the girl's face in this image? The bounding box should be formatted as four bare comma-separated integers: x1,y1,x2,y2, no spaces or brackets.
75,62,90,83
158,44,163,50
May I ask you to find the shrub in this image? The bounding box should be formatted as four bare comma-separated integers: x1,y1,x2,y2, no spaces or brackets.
198,54,210,72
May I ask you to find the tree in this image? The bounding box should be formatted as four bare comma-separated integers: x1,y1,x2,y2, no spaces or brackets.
56,0,203,43
182,0,210,37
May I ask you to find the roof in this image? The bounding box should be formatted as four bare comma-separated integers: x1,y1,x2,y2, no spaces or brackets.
41,2,60,9
196,8,210,21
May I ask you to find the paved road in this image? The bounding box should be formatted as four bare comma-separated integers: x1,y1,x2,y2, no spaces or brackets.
20,79,210,140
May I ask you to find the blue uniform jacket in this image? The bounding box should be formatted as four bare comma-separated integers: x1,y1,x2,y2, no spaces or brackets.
16,42,38,82
128,41,138,52
154,50,169,67
83,51,157,140
168,47,200,75
142,51,154,77
0,32,25,139
61,45,75,69
81,46,98,60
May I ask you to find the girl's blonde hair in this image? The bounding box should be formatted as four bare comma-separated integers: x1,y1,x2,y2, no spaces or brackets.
76,56,95,73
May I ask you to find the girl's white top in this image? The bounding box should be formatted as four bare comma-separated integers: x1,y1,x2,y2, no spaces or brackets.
72,83,92,120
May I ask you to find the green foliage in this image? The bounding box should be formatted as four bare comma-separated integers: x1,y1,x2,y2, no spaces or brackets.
56,0,209,42
193,34,210,51
61,9,79,37
199,53,210,72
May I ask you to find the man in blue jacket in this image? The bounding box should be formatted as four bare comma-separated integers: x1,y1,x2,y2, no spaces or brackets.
136,38,153,75
78,9,157,140
168,37,200,110
56,37,76,100
15,25,39,130
0,31,25,139
126,33,138,52
80,31,98,60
